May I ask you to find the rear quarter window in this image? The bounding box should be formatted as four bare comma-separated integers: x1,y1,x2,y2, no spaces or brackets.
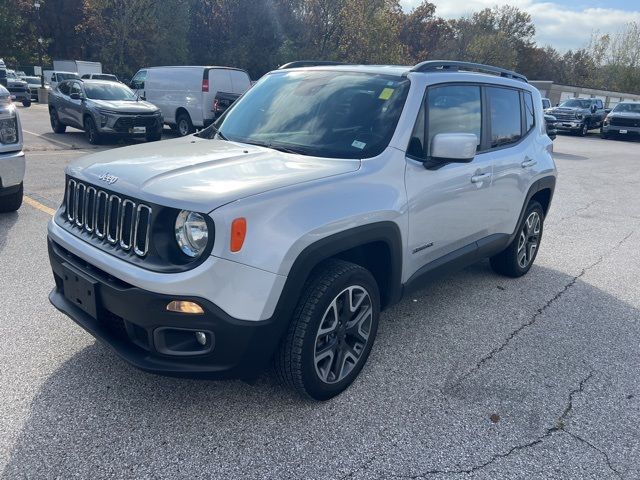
487,87,522,148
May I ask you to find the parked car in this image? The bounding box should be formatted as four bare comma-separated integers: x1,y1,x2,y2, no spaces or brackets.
601,101,640,139
5,70,31,107
48,79,163,144
545,114,558,140
44,71,81,90
546,98,606,136
47,61,556,400
129,66,251,136
81,73,120,82
0,85,25,212
23,76,42,101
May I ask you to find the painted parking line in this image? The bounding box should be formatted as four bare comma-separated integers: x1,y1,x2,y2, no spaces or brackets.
23,195,56,216
23,129,79,149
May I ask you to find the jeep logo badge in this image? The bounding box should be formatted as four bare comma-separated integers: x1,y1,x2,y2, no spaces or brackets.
98,173,118,185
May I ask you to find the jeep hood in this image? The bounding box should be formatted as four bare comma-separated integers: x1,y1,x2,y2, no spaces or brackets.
66,136,361,211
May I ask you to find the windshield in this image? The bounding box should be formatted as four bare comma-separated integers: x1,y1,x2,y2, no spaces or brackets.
25,77,40,85
58,73,79,81
209,70,410,158
84,83,136,100
560,99,592,109
92,74,118,81
7,71,17,79
613,103,640,114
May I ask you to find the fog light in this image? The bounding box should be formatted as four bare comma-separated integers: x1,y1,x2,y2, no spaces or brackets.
166,300,204,314
195,331,207,346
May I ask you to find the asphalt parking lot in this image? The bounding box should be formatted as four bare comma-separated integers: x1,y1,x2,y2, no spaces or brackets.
1,103,639,479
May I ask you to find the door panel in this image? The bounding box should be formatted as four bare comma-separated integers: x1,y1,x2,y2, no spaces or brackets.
405,156,493,277
404,83,494,278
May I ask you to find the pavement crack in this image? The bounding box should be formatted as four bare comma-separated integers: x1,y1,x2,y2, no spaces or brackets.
553,200,597,224
562,430,623,479
387,373,606,479
446,230,635,391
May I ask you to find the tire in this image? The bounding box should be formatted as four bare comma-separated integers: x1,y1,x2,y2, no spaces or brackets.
579,122,588,136
49,108,66,134
146,131,162,142
275,259,381,400
490,201,544,278
176,112,194,137
22,99,31,107
84,116,101,145
0,183,24,213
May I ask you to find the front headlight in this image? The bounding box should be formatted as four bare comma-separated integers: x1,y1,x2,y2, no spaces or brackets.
603,115,610,126
175,210,209,258
0,104,18,144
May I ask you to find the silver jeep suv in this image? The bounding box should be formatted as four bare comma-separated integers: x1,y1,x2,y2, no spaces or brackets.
47,61,556,400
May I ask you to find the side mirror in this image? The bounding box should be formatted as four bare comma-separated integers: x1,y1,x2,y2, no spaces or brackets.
69,92,82,100
429,133,477,165
591,105,597,113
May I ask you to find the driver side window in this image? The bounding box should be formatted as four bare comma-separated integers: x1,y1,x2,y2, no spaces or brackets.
407,85,482,160
58,82,70,95
131,70,147,89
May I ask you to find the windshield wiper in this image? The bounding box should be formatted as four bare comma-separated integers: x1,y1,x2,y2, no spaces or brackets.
243,140,307,155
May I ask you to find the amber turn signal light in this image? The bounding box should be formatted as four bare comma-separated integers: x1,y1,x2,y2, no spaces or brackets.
166,300,205,315
230,217,247,252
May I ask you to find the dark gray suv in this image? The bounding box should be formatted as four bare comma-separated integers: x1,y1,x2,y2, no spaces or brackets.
48,80,163,144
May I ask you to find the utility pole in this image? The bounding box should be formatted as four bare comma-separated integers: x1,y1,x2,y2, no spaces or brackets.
34,1,44,87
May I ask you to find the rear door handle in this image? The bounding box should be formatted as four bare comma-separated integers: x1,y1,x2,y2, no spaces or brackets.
521,158,537,168
471,173,491,183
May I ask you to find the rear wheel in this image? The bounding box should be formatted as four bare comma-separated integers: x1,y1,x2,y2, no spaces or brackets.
176,112,194,137
49,108,66,133
22,99,31,107
0,183,24,213
275,259,380,400
84,116,101,145
490,201,544,278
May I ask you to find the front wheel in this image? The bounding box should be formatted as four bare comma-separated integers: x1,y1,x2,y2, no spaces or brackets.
146,131,162,142
22,99,31,107
84,116,101,145
579,122,588,136
275,259,380,400
490,201,544,277
0,183,24,213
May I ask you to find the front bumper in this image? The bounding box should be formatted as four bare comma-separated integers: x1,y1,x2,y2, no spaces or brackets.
96,113,163,137
602,125,640,136
555,121,583,132
0,150,25,189
48,238,284,379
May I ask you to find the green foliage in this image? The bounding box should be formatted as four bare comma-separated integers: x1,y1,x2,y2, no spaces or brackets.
2,0,639,94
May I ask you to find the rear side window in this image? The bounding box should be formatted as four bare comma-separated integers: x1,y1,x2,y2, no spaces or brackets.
487,87,522,148
523,91,535,133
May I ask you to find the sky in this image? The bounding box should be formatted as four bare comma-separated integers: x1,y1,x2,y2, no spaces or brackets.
399,0,640,51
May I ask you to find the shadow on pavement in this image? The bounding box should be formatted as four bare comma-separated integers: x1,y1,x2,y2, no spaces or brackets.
2,265,639,478
0,212,19,256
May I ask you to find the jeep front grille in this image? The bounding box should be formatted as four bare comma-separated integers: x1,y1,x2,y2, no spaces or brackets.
65,179,152,257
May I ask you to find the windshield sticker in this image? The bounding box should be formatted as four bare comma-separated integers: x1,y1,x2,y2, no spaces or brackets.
352,140,366,149
379,88,394,100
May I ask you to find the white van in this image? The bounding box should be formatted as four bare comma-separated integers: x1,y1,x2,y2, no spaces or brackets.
129,66,251,136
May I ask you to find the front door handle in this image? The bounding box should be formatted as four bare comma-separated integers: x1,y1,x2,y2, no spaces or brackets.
471,173,491,183
521,158,537,168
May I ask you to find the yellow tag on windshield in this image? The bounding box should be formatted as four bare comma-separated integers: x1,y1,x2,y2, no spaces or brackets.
379,88,394,100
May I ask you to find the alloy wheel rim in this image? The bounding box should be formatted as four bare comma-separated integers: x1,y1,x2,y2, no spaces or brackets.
517,211,541,268
179,120,188,136
314,285,373,384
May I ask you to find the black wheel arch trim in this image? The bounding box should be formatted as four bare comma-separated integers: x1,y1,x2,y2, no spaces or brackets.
509,175,556,244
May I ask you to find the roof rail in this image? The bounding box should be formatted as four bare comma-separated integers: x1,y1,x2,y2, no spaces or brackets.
410,60,528,83
278,60,350,70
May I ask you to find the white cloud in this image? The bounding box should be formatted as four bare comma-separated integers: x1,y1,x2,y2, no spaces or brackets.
399,0,640,51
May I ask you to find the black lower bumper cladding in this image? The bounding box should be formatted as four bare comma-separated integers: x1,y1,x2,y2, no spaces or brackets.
47,238,282,380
